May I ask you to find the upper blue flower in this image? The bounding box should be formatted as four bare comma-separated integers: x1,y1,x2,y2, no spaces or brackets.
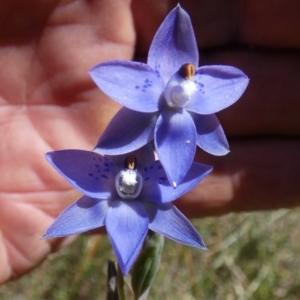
43,146,212,276
89,5,249,187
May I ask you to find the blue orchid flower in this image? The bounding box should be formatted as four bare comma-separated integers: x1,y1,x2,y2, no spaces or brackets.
89,5,249,187
43,146,212,276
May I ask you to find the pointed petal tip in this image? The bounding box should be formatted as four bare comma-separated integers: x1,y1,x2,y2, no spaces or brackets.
195,238,207,250
40,233,63,240
41,231,55,239
88,67,97,75
201,245,208,251
119,263,130,277
41,232,55,240
44,152,52,160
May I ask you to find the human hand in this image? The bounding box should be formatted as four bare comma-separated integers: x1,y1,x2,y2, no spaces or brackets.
0,0,133,283
0,0,299,284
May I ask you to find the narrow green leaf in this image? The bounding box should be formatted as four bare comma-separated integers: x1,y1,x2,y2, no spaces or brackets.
131,231,164,300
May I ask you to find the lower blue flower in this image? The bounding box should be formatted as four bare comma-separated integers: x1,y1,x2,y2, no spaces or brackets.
43,146,212,275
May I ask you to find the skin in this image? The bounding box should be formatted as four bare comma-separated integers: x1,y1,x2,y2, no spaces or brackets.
0,0,299,283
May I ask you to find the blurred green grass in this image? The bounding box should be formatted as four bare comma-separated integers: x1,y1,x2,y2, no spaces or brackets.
1,208,300,300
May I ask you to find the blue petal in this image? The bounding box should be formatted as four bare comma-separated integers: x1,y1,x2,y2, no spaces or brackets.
106,144,155,171
43,196,109,238
154,108,196,187
148,5,199,84
106,200,149,276
191,113,229,156
140,160,212,203
46,150,116,199
94,107,159,155
89,60,164,112
187,65,249,114
144,202,206,249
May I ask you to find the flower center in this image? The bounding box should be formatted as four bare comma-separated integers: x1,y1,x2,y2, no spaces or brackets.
164,63,197,108
115,156,143,199
179,63,196,79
